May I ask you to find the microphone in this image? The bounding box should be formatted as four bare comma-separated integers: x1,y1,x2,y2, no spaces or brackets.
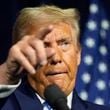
44,84,70,110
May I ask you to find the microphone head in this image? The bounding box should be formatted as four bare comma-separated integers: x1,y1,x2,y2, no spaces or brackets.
44,84,68,110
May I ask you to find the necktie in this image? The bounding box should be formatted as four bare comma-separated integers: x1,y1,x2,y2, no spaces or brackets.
43,101,53,110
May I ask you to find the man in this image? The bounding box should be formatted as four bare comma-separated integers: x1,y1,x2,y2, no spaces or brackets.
0,5,109,110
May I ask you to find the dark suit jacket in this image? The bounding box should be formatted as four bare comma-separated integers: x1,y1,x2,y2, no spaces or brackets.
0,80,110,110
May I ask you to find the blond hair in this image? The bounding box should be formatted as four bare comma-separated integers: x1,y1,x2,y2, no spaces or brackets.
12,5,80,45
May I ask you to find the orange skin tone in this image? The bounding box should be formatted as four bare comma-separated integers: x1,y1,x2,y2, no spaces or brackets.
28,22,81,99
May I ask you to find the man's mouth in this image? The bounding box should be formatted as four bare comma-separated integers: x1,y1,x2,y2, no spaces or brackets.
46,70,67,76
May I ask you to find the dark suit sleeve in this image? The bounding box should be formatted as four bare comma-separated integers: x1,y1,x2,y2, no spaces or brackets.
0,97,8,109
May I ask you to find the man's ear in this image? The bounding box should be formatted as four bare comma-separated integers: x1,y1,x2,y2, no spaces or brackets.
77,48,81,65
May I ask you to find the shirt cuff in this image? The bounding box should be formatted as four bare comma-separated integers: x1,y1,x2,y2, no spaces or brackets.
0,80,21,98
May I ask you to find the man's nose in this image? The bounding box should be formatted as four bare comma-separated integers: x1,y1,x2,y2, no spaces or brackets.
49,45,62,65
50,53,62,65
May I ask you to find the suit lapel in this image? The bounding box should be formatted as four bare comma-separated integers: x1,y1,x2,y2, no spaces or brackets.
72,90,88,110
15,83,88,110
14,80,43,110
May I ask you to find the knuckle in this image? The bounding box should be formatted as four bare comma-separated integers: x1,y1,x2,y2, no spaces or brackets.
9,45,18,55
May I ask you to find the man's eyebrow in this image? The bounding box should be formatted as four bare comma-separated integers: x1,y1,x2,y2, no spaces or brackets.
57,37,72,42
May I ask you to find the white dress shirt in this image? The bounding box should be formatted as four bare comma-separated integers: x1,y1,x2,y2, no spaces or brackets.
36,91,73,109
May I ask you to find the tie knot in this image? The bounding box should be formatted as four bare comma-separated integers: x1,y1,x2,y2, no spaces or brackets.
43,101,53,110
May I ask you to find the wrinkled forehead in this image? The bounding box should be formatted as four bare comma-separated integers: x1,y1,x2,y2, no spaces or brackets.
44,22,74,42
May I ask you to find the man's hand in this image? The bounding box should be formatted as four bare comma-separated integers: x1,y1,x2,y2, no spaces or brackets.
0,25,54,84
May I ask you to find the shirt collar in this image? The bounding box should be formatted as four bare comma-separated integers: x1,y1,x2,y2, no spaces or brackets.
36,91,73,109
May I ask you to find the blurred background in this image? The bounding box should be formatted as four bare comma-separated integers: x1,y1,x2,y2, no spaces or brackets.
0,0,110,105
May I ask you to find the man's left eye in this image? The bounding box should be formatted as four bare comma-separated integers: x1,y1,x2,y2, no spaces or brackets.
59,41,70,50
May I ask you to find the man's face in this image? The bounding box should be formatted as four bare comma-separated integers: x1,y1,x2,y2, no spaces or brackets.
28,22,81,98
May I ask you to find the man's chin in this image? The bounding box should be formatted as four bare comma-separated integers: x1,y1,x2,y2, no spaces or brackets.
47,78,67,93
